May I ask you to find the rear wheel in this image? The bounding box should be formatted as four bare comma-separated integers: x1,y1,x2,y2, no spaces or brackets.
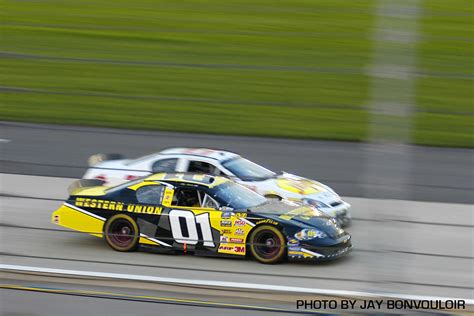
249,225,286,264
104,214,139,252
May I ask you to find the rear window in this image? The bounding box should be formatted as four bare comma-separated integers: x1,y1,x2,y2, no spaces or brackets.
152,158,177,173
136,185,165,205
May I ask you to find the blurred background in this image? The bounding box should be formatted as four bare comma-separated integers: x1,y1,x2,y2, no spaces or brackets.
1,0,473,315
1,0,472,147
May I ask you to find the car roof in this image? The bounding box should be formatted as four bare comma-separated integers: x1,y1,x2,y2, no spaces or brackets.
159,147,240,162
145,172,230,188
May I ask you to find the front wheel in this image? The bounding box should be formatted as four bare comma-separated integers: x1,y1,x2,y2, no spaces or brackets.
248,225,286,264
104,214,139,252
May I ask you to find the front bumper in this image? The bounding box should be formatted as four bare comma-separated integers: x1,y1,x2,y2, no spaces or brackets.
320,201,352,226
287,239,352,261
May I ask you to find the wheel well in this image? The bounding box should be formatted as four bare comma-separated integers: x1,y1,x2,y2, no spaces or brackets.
245,224,286,258
103,214,140,236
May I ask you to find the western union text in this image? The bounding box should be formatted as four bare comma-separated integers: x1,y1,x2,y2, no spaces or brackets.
74,198,162,215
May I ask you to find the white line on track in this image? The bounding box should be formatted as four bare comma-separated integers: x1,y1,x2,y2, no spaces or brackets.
0,139,11,143
1,264,473,305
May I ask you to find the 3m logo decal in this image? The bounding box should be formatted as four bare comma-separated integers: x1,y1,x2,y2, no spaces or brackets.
218,245,246,253
234,246,245,253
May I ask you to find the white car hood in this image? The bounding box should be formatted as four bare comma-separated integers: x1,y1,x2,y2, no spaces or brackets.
244,172,341,204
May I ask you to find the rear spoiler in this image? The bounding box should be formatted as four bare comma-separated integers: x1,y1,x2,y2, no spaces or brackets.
88,153,125,166
68,179,106,194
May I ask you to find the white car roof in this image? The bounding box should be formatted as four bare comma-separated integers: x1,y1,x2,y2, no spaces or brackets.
159,147,240,162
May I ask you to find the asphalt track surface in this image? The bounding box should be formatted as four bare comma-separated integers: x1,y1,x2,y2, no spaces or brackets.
1,174,473,299
1,281,320,316
1,122,473,314
1,121,473,203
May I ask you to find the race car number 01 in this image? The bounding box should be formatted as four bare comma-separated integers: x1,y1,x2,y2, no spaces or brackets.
169,210,215,247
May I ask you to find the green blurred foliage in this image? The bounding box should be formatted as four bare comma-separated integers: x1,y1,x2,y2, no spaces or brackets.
1,0,472,146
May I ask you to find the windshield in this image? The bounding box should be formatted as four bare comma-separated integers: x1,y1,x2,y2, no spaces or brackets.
222,157,275,181
208,181,267,209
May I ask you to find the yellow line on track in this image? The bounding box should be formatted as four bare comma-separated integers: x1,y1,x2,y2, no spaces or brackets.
0,284,310,313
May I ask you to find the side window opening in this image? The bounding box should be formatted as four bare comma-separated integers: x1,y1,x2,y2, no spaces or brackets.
152,158,178,173
188,161,219,175
171,187,201,207
136,185,165,205
170,187,218,208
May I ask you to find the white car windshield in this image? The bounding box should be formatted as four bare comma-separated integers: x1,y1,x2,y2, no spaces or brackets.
208,182,267,209
222,157,276,181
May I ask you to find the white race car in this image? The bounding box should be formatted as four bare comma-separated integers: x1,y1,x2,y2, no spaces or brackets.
83,148,351,225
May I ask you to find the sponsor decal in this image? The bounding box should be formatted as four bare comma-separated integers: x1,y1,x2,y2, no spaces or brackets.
234,245,245,253
256,219,278,225
75,198,162,215
125,174,140,181
222,212,232,219
218,245,246,253
220,220,232,227
276,178,323,195
288,245,301,251
288,250,313,259
220,236,229,243
295,229,326,240
220,229,232,234
235,228,245,235
279,207,316,221
234,212,247,218
230,238,243,243
234,219,246,227
218,245,233,251
287,238,300,245
53,215,60,224
162,187,174,206
126,204,163,215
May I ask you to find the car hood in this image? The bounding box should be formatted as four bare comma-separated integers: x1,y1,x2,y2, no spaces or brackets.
248,201,344,239
253,173,341,202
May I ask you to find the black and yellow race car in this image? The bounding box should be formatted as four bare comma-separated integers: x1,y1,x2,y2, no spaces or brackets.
52,173,352,264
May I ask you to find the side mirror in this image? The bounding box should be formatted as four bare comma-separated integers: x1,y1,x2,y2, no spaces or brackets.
219,206,234,212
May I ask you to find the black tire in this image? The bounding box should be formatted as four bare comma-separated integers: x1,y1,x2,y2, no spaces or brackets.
248,225,286,264
104,214,139,252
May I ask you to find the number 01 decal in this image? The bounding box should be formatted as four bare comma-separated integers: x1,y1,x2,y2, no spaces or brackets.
169,210,215,247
